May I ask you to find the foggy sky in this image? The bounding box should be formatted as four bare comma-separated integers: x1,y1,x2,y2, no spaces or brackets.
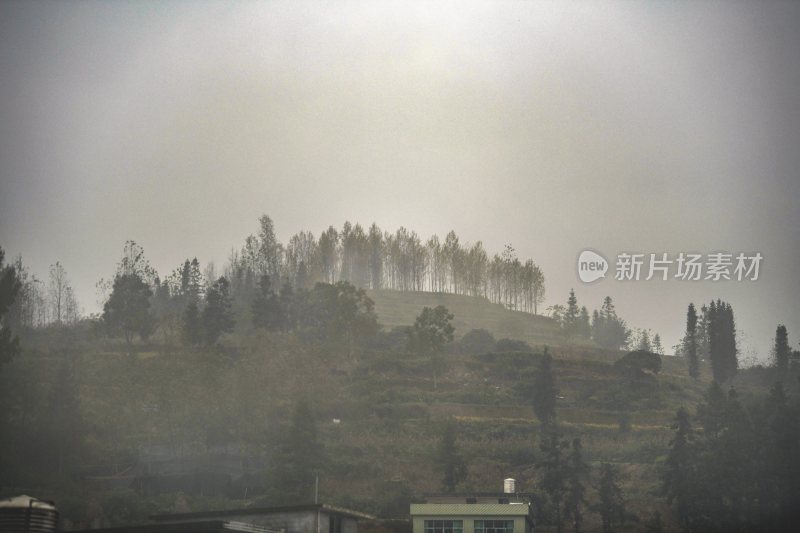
1,0,799,360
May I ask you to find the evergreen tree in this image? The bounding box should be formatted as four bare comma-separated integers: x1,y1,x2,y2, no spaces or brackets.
297,281,379,352
564,438,589,533
578,306,591,340
716,388,756,528
708,300,737,383
663,407,696,531
592,297,631,350
596,463,626,533
591,309,601,342
202,277,235,344
103,272,155,349
538,422,569,533
685,303,699,378
179,258,204,304
407,305,454,389
269,398,324,502
251,275,281,331
182,302,202,345
763,381,800,528
635,329,652,352
437,420,467,493
278,282,296,331
696,304,710,361
774,324,790,373
652,333,664,355
721,302,738,381
533,348,558,425
696,382,726,439
563,289,580,340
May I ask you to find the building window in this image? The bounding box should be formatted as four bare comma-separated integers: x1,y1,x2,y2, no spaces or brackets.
475,520,514,533
424,520,463,533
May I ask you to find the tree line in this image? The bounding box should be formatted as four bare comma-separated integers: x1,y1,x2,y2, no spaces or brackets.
2,250,81,329
0,212,547,345
549,289,664,353
225,215,546,314
681,300,737,381
531,349,631,532
664,381,800,531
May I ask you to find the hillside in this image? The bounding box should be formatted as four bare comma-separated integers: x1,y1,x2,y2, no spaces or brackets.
368,290,564,347
0,298,784,532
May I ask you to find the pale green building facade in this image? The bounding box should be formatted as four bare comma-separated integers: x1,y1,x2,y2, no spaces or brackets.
410,502,533,533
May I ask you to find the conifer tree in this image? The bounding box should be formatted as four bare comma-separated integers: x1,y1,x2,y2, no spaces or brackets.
592,297,630,350
269,398,324,503
437,420,467,493
596,463,626,533
251,275,280,330
563,289,580,339
696,304,710,360
182,302,202,345
538,422,569,533
663,407,696,531
652,333,664,355
533,348,558,425
685,303,699,378
564,438,589,533
708,300,737,383
103,272,155,349
578,306,591,340
202,277,235,344
774,324,790,373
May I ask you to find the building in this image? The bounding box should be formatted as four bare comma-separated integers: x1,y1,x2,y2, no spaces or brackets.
68,503,374,533
409,485,533,533
150,503,374,533
68,521,283,533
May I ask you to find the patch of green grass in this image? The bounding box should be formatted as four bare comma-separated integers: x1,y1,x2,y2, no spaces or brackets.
368,289,563,346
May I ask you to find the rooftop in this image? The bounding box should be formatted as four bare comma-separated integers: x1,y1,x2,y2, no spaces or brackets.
150,503,375,523
410,503,531,517
68,520,283,533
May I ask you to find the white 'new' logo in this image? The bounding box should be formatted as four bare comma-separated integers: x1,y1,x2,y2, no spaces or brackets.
578,250,608,283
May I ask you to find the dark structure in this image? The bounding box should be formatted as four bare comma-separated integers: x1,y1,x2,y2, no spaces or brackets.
68,503,373,533
69,521,282,533
150,504,373,533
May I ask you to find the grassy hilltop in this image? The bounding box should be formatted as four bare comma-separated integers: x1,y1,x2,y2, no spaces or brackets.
368,289,563,347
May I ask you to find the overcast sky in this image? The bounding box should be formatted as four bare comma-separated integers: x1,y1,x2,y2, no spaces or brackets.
1,0,798,359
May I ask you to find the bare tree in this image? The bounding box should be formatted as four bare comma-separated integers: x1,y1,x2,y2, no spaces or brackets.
48,262,68,324
48,262,80,325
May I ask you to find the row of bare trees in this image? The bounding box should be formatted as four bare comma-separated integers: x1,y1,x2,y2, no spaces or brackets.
224,215,546,314
5,257,80,329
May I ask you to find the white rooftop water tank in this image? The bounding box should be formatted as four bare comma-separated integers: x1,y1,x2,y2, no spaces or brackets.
503,478,516,494
0,495,58,533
